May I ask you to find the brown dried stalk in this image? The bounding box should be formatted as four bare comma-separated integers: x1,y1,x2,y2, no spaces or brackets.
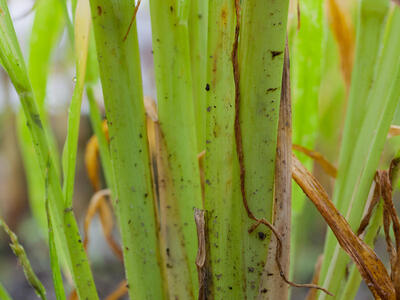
357,176,381,236
292,155,396,299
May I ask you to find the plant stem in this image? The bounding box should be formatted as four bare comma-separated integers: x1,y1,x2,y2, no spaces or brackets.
88,1,164,298
149,0,203,295
189,0,208,151
238,1,289,297
204,0,243,297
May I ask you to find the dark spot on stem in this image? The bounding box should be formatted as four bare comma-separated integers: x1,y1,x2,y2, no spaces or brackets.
205,83,210,91
32,114,43,129
258,232,267,240
271,51,283,59
97,6,102,16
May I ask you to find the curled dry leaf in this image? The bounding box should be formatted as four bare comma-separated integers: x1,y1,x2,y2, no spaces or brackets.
292,154,396,299
83,189,123,261
292,144,337,178
85,135,101,191
84,121,122,261
84,119,109,192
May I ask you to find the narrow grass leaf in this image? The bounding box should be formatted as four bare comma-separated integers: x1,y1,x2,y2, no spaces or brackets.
0,282,12,300
62,0,91,208
0,2,98,298
18,0,64,233
45,177,66,300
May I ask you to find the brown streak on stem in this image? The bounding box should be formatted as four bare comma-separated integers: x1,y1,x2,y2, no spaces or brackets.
123,0,142,42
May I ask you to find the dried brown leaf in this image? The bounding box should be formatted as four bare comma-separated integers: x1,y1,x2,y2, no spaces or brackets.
292,155,396,299
105,280,128,300
84,120,109,192
327,0,355,91
292,144,337,178
83,189,123,261
357,178,381,236
85,135,101,191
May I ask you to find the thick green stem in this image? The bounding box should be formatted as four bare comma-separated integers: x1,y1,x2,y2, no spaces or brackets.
88,1,164,298
238,1,289,297
149,0,203,296
204,0,243,297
